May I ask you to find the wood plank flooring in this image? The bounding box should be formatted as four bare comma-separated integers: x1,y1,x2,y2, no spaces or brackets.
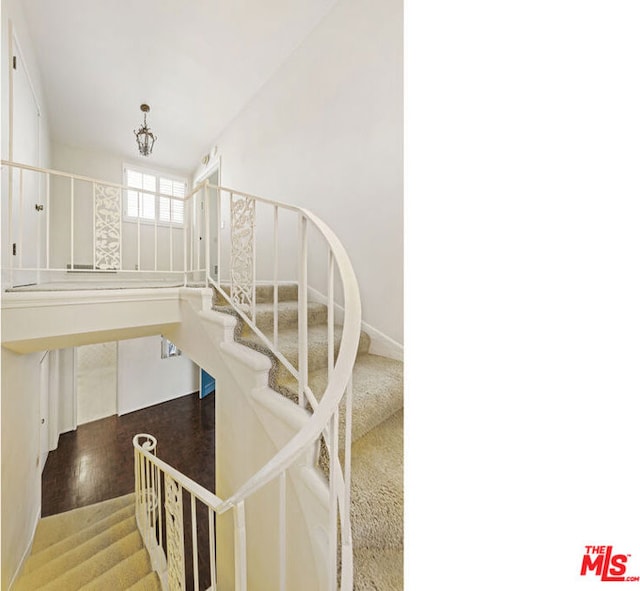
42,391,215,517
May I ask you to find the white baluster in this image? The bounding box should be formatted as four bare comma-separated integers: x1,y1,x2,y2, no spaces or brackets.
19,168,23,269
191,494,199,590
209,507,217,590
234,501,247,591
279,471,286,591
329,412,339,591
154,205,158,272
273,206,279,350
205,184,211,283
46,173,50,270
169,208,174,272
216,186,221,283
70,177,74,270
298,214,308,407
328,251,335,378
92,183,96,270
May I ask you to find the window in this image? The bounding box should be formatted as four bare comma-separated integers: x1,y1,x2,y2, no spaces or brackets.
124,165,186,225
161,336,181,358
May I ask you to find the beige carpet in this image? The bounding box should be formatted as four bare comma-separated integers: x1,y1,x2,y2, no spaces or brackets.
13,495,161,591
216,284,404,590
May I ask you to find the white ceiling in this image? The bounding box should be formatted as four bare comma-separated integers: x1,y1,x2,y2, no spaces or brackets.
20,0,339,174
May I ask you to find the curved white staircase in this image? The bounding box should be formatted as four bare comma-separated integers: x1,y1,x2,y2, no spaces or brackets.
215,284,404,590
2,160,403,590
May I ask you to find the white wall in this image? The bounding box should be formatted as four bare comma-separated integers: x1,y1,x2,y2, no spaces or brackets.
49,348,76,447
1,2,53,586
0,348,42,590
193,0,403,343
1,0,52,289
50,143,189,273
117,335,198,415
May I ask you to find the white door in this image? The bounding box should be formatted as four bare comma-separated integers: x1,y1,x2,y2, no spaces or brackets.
11,35,45,285
39,351,50,473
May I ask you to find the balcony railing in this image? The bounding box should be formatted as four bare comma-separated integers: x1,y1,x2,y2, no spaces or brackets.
3,159,361,589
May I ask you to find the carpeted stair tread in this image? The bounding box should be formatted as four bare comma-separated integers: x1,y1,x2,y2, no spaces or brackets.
351,410,403,552
215,282,299,304
353,548,404,591
14,516,139,590
37,530,143,590
212,284,402,589
279,353,403,443
242,324,371,376
78,548,153,590
126,571,163,590
241,300,328,334
24,503,136,573
30,493,135,554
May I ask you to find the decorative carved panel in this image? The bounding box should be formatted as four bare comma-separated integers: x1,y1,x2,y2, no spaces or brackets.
94,183,121,270
165,474,185,590
230,194,256,310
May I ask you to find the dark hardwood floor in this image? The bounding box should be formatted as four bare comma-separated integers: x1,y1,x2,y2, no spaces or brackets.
42,391,216,517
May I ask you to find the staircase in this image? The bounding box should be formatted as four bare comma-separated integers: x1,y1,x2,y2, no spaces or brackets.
215,284,404,590
12,494,161,590
10,285,402,590
3,159,402,589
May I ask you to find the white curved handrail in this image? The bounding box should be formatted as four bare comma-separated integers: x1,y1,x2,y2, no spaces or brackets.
1,159,361,589
215,207,361,513
133,434,224,510
202,182,361,590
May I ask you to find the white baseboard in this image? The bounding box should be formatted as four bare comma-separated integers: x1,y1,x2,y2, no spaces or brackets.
9,506,41,590
307,286,403,361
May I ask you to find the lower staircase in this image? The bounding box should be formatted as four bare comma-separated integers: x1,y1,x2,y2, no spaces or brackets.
215,284,404,590
13,283,402,590
12,494,161,591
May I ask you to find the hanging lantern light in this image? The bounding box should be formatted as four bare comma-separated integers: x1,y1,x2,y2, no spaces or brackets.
134,104,157,156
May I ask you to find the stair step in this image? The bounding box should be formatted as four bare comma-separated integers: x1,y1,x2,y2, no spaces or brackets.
79,548,153,590
14,517,138,590
38,530,143,590
31,493,135,554
353,548,404,591
279,353,403,443
239,300,328,334
126,571,163,591
215,282,298,304
350,410,403,552
242,324,371,376
24,503,136,574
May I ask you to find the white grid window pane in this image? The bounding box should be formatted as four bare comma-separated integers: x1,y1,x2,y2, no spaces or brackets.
141,193,155,219
127,170,143,189
159,196,171,222
172,199,184,224
159,177,174,196
125,168,186,224
126,189,139,217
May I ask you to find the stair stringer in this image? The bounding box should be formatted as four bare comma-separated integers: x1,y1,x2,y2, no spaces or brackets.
163,288,332,591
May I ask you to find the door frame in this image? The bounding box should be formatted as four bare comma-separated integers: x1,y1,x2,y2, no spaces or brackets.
39,351,49,473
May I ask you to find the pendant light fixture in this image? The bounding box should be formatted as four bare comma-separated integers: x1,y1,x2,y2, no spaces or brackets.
134,104,157,156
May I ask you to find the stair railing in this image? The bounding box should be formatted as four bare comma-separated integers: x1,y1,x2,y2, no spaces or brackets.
134,181,362,590
0,160,207,285
1,159,361,588
134,433,225,591
200,182,362,590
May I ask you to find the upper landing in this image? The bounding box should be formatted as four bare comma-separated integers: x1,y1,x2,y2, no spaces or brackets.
1,278,208,353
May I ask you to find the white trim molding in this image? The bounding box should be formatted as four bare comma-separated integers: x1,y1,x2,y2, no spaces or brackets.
307,285,403,361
